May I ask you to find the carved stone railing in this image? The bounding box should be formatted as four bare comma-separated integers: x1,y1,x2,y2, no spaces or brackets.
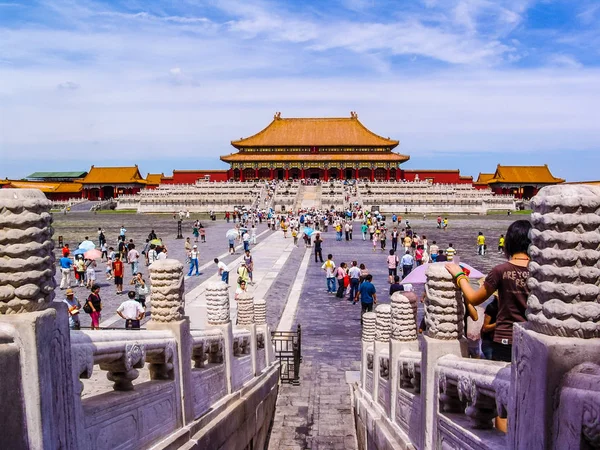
0,189,279,450
436,356,511,429
354,185,600,450
398,350,422,394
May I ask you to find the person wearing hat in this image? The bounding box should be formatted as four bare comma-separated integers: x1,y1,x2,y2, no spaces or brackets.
188,244,200,276
62,289,81,330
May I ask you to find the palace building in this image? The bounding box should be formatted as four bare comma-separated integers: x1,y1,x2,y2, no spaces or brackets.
220,112,409,181
474,164,564,199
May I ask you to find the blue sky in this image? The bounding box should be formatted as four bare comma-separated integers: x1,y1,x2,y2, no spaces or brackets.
1,0,599,181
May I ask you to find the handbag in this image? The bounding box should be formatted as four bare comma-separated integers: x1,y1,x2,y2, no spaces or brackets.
83,301,92,314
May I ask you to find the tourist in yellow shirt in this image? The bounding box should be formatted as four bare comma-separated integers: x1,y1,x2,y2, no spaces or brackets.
498,234,505,254
477,232,486,256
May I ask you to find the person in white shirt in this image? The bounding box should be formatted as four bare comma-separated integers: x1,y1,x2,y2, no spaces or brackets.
146,245,158,265
401,251,414,278
117,291,145,329
347,260,361,301
188,245,200,276
127,245,140,275
214,258,230,284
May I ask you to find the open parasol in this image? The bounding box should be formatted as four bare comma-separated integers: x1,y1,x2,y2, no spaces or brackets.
400,262,485,285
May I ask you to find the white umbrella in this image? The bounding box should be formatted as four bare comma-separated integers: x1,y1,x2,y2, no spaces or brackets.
78,240,96,251
225,229,239,240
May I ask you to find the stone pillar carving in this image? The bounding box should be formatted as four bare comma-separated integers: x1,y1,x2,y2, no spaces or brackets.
361,312,376,390
0,189,56,314
254,299,267,325
424,263,465,339
206,281,230,325
0,189,77,449
236,291,254,325
528,184,600,338
421,263,466,450
205,281,234,392
375,304,392,342
391,292,417,341
362,312,376,342
149,259,185,323
509,185,600,450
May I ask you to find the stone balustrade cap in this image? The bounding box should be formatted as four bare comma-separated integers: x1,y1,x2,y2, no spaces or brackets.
148,259,184,272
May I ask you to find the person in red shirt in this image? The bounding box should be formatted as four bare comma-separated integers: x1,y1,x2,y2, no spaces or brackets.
113,255,125,294
62,244,70,257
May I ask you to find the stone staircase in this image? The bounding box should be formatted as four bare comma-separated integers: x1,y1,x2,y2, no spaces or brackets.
297,185,322,210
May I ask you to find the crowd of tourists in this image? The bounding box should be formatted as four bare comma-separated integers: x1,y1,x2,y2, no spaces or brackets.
58,225,168,330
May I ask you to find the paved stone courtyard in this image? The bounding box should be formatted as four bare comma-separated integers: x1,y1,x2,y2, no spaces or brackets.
51,211,519,446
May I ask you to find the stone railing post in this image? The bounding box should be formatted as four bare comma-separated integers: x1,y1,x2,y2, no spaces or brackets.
373,304,391,404
389,292,420,428
235,291,259,376
509,185,600,450
421,263,467,450
361,312,376,391
206,281,235,393
146,259,191,425
0,189,77,449
253,299,273,368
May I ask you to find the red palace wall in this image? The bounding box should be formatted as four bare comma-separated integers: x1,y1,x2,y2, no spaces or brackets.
161,170,229,184
400,170,472,184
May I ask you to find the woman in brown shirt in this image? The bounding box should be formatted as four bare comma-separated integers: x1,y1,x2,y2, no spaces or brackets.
446,220,532,362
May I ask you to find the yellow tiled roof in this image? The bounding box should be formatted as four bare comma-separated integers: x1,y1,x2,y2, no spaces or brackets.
146,173,164,185
489,165,564,184
231,113,399,149
475,173,495,184
81,166,147,184
221,152,409,163
4,180,82,193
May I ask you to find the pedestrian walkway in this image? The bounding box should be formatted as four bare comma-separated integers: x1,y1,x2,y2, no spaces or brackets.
268,228,393,449
185,230,299,328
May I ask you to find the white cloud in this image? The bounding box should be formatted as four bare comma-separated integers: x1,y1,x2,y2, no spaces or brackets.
548,54,583,69
57,81,80,90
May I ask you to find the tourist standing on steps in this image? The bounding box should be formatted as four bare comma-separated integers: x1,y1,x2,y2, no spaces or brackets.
127,244,140,275
391,227,398,251
335,262,348,298
348,261,361,301
477,232,486,256
361,223,368,241
214,258,230,284
389,276,403,297
117,291,145,329
429,241,439,262
188,245,200,276
446,243,457,261
62,289,81,330
314,233,324,263
387,250,399,283
498,234,505,254
401,251,414,278
113,255,124,294
446,220,532,362
244,250,254,284
322,254,336,294
130,273,149,307
120,225,127,240
59,251,73,289
354,274,377,324
84,284,102,330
